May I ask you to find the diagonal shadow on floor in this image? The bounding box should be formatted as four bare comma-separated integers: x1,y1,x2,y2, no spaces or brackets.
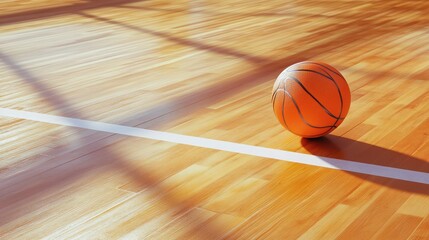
0,0,147,25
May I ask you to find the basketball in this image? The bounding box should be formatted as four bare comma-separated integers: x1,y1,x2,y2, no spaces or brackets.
272,61,351,138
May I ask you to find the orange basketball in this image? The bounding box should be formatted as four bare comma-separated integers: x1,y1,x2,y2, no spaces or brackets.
272,61,351,138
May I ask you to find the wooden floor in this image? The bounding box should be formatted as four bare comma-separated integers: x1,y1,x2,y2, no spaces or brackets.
1,0,429,239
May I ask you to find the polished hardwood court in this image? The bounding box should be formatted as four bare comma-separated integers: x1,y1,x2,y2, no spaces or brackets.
0,0,428,239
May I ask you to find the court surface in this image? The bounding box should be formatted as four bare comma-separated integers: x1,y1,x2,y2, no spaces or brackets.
1,0,429,239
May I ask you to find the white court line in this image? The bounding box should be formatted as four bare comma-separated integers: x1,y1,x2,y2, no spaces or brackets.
1,107,428,185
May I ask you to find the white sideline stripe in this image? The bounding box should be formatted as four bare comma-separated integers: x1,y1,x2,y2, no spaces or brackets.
1,107,428,185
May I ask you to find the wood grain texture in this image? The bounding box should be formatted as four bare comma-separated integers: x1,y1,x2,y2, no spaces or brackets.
0,0,428,239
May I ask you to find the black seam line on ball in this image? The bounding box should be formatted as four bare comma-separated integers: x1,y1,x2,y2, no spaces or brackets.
271,88,277,103
311,63,347,119
281,81,291,131
287,69,333,81
281,89,336,129
286,75,344,120
272,91,277,111
316,67,344,114
272,90,280,112
288,67,345,120
271,81,283,103
316,67,344,135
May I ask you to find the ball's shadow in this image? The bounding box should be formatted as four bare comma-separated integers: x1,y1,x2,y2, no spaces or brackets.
301,135,429,195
